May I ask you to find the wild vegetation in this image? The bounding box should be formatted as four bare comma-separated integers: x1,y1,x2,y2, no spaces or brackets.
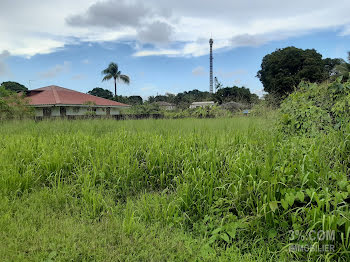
1,102,350,261
0,85,33,120
280,78,350,135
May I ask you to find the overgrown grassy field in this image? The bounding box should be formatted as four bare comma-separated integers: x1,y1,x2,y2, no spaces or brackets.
0,118,349,261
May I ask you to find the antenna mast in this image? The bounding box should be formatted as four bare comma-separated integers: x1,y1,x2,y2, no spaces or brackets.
209,38,214,93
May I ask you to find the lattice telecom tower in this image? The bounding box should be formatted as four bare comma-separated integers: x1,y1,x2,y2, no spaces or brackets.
209,38,214,93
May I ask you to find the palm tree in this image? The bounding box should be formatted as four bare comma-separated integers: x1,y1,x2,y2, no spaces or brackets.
101,62,130,96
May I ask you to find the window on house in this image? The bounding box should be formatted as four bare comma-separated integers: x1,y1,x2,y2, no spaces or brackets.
43,107,51,117
73,107,80,113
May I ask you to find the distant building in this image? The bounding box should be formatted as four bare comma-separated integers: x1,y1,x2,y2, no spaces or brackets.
27,85,130,118
154,101,176,110
189,101,215,109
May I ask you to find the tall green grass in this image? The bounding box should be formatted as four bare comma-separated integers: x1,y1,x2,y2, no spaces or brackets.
0,118,349,261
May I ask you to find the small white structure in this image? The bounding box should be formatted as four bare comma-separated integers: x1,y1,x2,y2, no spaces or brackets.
154,101,176,110
189,101,215,109
27,85,130,117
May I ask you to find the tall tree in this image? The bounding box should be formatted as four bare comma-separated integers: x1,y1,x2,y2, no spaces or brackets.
101,63,130,96
257,47,325,99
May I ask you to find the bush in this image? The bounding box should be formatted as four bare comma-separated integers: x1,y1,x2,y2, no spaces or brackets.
0,86,33,120
249,101,277,118
219,101,246,113
279,78,350,135
165,106,232,119
124,103,161,115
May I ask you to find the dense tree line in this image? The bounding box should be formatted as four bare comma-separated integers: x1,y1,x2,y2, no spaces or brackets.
147,86,258,108
89,85,258,108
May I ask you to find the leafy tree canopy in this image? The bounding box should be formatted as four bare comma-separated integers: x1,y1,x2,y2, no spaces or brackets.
1,81,28,93
257,47,328,99
88,87,113,99
127,96,143,105
214,86,258,104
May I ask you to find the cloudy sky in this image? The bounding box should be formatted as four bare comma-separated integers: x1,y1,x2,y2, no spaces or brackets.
0,0,349,97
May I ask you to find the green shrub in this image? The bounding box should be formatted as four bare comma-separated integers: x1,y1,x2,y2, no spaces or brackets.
165,106,232,119
0,85,33,120
250,101,277,118
124,103,161,115
279,78,350,135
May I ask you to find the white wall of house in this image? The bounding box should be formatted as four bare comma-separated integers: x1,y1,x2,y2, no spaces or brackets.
34,106,121,117
110,108,120,115
35,108,43,117
66,107,88,116
190,102,215,109
51,107,61,117
161,106,176,111
96,108,106,116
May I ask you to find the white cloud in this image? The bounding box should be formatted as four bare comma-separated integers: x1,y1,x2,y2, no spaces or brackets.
39,61,71,78
71,74,85,80
0,50,11,76
133,49,181,57
1,0,350,57
192,66,206,76
82,59,90,64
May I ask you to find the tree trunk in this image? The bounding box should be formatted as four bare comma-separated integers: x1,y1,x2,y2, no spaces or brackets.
114,78,117,96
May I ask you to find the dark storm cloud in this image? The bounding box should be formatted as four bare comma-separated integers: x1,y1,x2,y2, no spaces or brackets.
137,21,173,44
66,0,150,28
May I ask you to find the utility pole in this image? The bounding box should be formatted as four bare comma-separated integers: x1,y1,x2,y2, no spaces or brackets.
209,38,214,93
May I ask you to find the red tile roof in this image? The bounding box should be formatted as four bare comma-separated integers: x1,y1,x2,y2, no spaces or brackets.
27,85,129,107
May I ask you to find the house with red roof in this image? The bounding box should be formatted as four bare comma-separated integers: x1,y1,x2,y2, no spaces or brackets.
27,85,129,117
